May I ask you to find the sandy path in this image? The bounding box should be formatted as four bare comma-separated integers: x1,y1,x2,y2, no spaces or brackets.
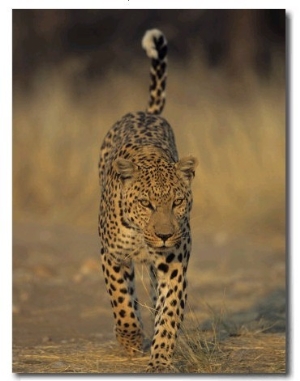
13,220,285,373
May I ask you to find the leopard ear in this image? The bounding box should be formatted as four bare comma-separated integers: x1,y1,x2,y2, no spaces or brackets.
113,158,138,182
176,156,198,185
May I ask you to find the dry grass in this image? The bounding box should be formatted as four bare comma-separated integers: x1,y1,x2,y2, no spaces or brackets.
13,57,285,243
13,322,285,374
13,340,149,373
174,302,286,374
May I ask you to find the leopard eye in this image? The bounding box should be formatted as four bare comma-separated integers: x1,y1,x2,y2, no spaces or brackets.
139,199,152,209
173,198,184,207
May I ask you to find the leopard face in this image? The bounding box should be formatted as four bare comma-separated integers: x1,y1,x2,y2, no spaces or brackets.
114,155,194,251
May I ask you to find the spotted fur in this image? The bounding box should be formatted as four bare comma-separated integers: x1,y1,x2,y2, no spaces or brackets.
98,29,197,373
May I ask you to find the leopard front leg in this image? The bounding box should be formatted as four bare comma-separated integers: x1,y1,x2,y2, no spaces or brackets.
146,257,188,373
101,252,144,355
149,264,158,310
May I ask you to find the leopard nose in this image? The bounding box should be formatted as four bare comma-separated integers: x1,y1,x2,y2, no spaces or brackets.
156,233,173,242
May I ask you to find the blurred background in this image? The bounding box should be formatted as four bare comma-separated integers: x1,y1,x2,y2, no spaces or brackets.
13,9,285,247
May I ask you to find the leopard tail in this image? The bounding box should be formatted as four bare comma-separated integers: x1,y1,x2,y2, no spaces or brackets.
142,29,168,115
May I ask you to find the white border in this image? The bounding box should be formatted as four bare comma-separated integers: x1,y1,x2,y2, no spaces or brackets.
2,2,298,380
7,0,293,9
0,1,12,379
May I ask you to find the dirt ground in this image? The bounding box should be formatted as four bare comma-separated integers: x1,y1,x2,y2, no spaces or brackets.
12,220,286,374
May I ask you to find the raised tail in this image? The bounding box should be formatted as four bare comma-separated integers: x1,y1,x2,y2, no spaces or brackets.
142,29,168,115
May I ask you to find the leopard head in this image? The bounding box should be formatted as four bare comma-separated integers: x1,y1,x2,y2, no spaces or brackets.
114,154,197,249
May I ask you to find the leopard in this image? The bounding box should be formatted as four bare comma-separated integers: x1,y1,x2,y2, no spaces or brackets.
98,29,197,373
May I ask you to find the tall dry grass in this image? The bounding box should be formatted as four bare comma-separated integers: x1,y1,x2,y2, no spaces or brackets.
13,57,285,244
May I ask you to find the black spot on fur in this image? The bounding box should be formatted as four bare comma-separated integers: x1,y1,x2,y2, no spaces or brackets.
158,263,169,273
170,269,178,279
166,253,175,263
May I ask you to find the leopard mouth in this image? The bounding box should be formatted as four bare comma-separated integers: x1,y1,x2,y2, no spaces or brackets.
145,238,181,250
